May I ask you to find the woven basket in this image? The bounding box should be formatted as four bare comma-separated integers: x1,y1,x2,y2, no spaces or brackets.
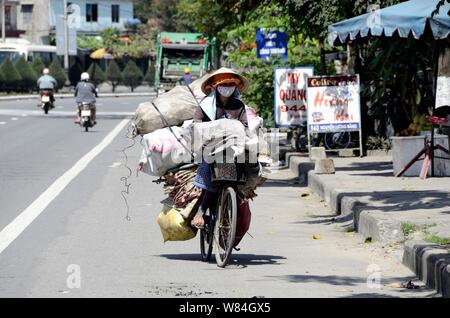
211,162,246,183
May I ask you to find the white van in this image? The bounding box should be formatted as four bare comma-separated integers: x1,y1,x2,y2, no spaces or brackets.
0,38,57,66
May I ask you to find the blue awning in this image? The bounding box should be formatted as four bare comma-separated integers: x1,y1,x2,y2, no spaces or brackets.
328,0,450,45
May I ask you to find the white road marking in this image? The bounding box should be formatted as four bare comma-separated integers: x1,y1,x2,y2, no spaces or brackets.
0,122,6,125
107,162,121,168
0,119,130,255
11,117,18,121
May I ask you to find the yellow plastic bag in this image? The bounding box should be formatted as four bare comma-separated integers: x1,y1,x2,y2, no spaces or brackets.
157,205,197,242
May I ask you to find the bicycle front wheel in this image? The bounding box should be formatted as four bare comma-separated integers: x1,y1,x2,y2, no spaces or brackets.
200,209,214,262
214,186,238,268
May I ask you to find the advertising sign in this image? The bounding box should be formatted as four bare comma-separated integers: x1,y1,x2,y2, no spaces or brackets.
256,28,288,59
274,67,314,126
306,75,361,133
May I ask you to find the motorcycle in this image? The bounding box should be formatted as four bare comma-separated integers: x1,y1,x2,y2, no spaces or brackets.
78,102,95,132
40,90,54,114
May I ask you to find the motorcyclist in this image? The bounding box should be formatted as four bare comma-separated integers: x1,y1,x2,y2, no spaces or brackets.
36,68,57,107
74,72,97,124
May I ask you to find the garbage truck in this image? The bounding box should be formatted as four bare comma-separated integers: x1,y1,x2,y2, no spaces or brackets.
154,32,219,94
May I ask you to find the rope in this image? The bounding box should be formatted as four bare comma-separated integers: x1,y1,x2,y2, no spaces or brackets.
120,122,136,221
150,101,195,160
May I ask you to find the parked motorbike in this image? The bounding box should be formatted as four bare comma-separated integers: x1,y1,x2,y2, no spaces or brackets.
40,90,54,114
78,102,95,132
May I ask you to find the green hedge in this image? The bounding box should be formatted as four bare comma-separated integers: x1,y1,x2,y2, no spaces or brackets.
122,60,143,92
0,58,22,92
15,56,38,92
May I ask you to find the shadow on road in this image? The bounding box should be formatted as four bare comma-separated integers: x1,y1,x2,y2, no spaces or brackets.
269,274,365,286
158,253,286,267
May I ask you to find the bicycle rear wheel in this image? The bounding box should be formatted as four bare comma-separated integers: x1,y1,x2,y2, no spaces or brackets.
324,132,351,150
214,186,238,268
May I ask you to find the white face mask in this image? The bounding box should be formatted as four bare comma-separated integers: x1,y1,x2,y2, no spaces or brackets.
217,85,236,97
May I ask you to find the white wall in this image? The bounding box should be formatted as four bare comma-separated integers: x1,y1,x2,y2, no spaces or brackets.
50,0,134,33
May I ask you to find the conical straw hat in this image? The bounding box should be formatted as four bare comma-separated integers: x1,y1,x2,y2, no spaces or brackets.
201,67,249,95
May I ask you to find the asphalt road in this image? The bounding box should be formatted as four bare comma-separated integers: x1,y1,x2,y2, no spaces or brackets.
0,96,436,298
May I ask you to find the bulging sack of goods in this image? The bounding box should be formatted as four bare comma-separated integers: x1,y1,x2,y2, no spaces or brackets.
132,76,206,136
157,204,198,242
155,165,202,242
187,118,248,161
139,124,193,177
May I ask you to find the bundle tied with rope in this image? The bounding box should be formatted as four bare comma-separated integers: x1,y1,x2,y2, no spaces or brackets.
132,72,268,242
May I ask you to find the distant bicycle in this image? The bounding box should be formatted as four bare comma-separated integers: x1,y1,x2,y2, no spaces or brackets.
291,125,351,151
323,131,351,150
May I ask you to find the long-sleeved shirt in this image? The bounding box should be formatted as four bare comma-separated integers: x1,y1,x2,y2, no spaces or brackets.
37,75,57,90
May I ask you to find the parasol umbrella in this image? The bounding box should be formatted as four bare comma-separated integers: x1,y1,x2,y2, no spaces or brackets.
90,48,114,59
327,0,450,177
328,0,450,45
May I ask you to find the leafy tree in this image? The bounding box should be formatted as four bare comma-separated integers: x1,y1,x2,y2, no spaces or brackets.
432,0,450,16
69,59,83,86
0,58,22,92
15,56,38,92
143,65,155,86
106,60,122,92
100,27,121,49
222,1,329,125
122,60,144,92
87,62,107,86
48,58,67,90
31,57,46,77
77,34,104,51
0,68,5,91
361,37,435,136
135,0,180,31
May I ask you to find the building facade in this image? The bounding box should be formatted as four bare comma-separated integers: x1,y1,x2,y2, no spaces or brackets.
50,0,134,35
0,0,134,44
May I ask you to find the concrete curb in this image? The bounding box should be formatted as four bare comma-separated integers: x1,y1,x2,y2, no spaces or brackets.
0,93,155,101
286,152,449,297
403,241,450,297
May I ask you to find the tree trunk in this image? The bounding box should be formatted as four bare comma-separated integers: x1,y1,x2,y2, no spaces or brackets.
319,39,326,75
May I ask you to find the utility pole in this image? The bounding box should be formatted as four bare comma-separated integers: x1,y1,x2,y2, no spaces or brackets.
2,0,6,42
63,0,70,85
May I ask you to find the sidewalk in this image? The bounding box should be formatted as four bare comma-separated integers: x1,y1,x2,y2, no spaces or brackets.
282,152,450,297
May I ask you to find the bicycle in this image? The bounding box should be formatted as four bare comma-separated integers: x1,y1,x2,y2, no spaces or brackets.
199,162,246,268
290,126,353,152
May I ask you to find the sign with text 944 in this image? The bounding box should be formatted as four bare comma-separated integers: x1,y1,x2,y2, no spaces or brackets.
274,67,314,126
